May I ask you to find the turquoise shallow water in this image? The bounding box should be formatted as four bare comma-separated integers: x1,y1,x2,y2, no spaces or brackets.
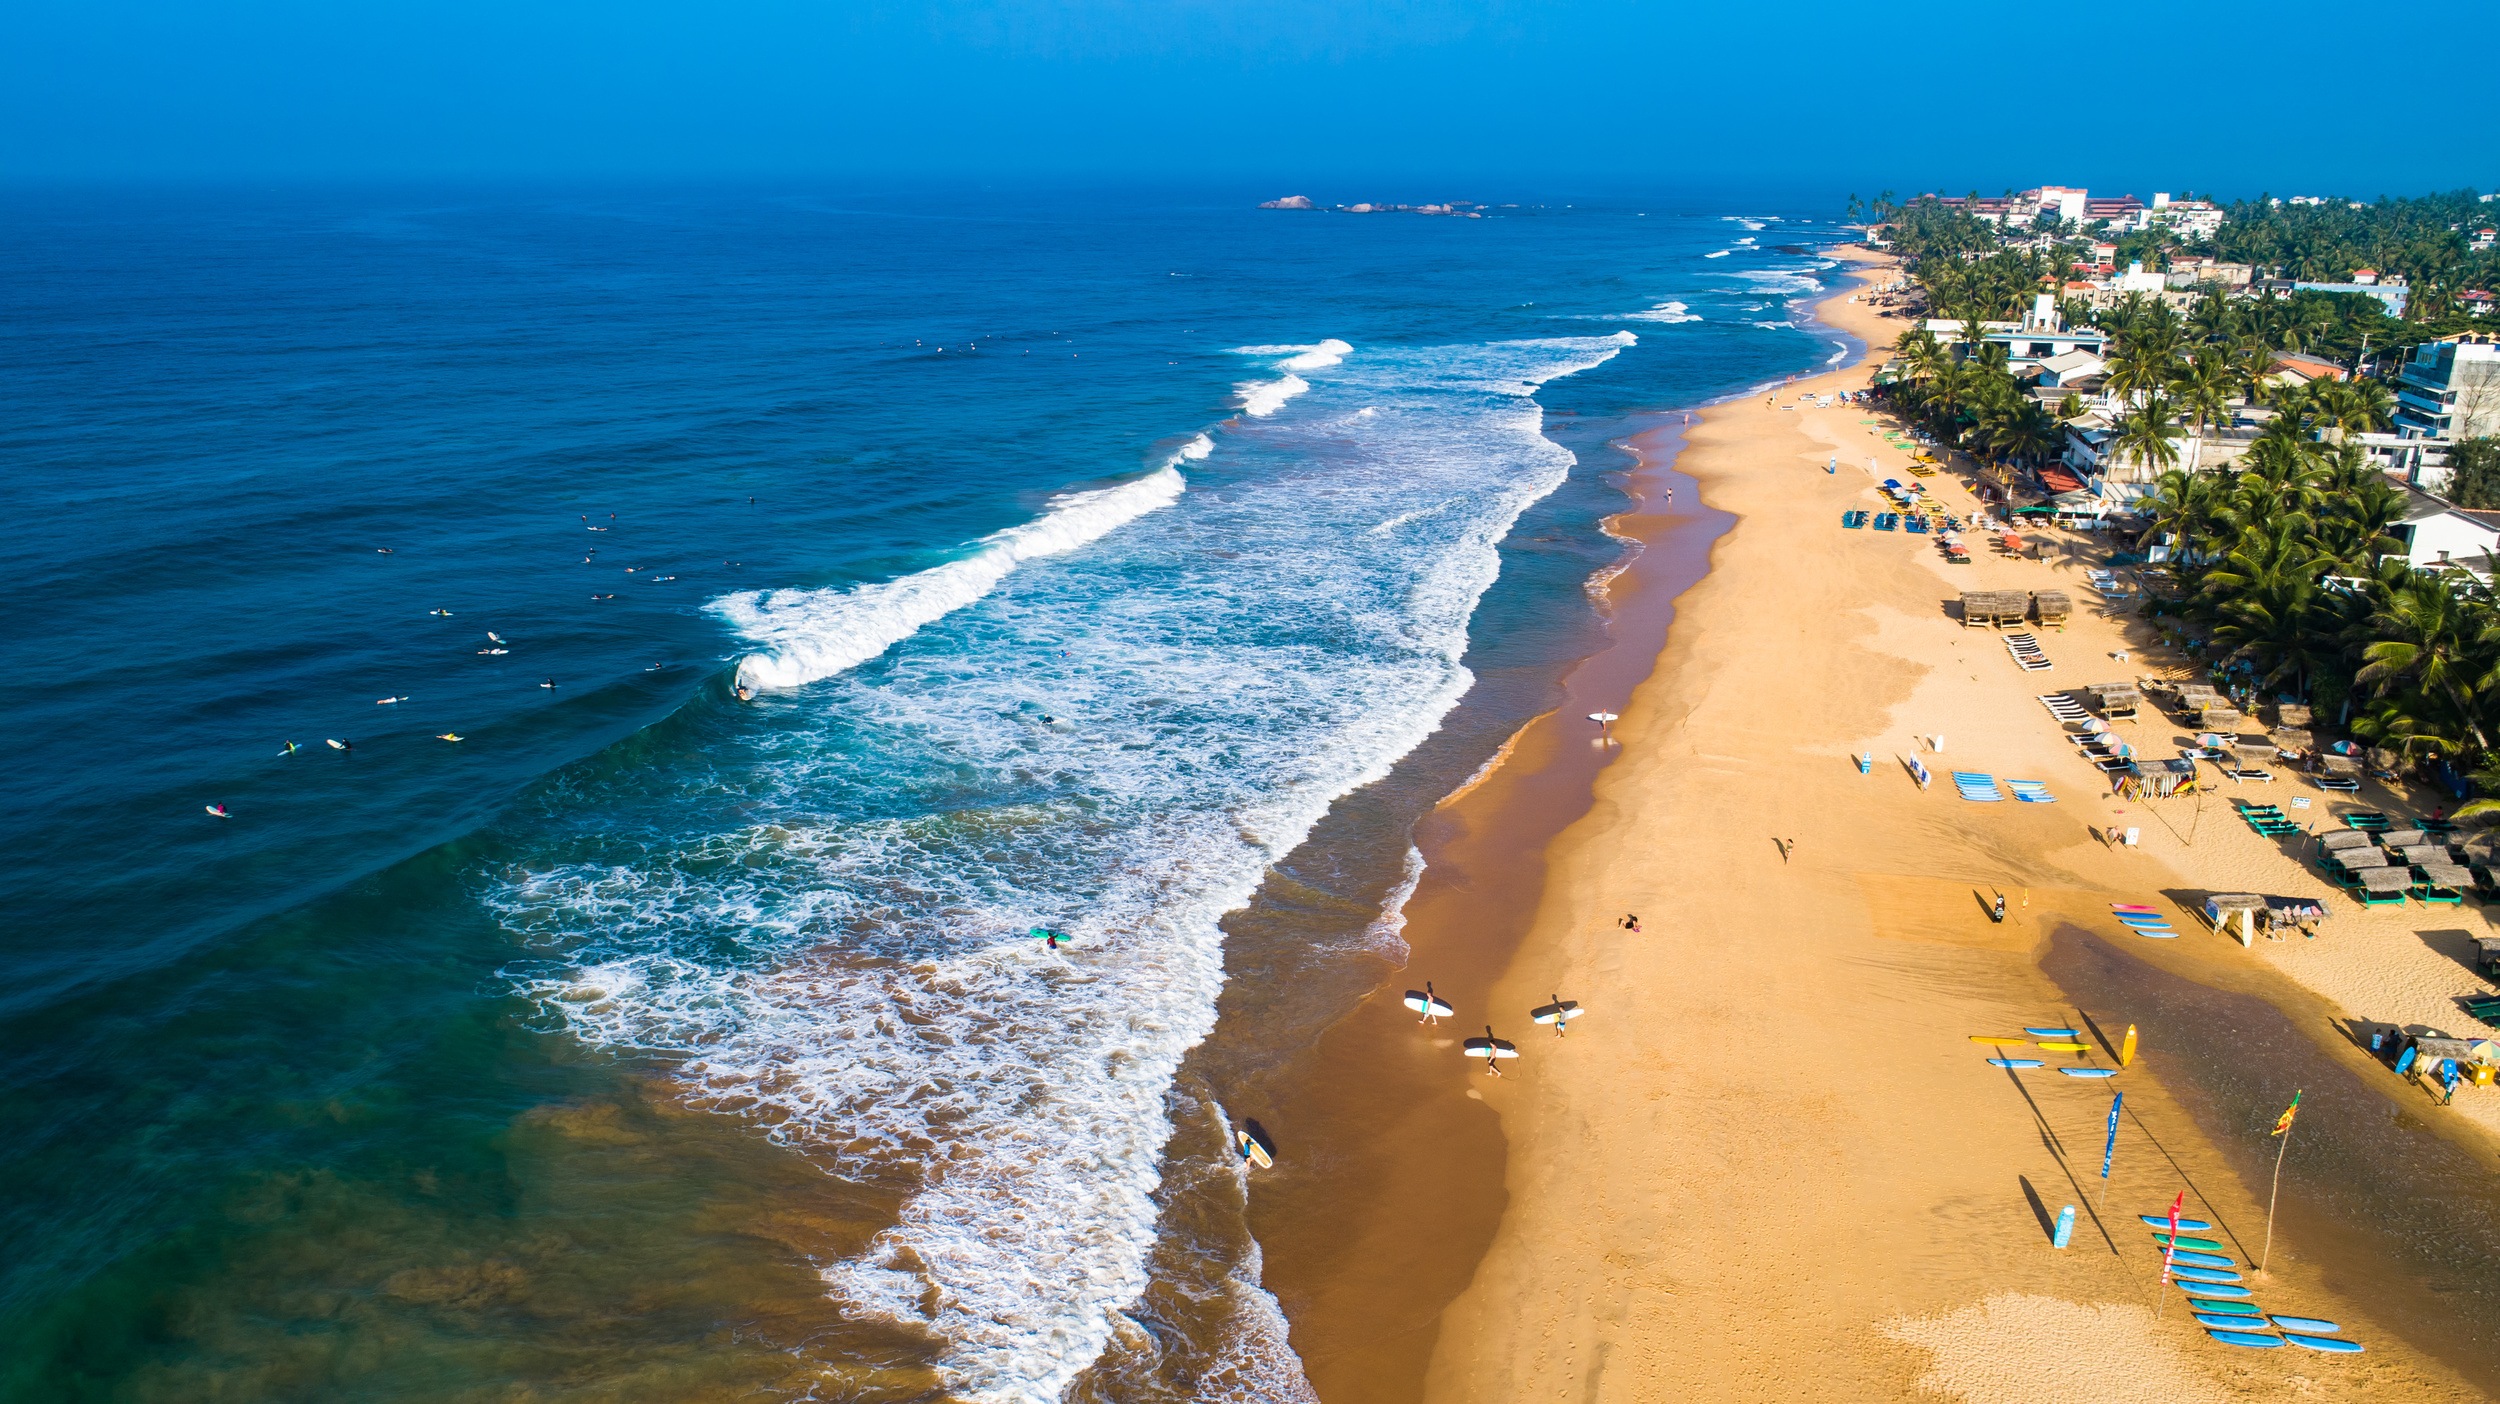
0,185,1844,1399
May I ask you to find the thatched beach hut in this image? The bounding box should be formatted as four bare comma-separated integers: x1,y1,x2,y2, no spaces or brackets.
2203,892,2267,947
2319,828,2376,852
1959,590,2029,628
2089,683,2142,719
2031,590,2072,628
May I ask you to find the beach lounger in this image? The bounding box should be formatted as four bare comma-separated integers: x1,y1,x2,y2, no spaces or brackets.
2342,811,2393,831
2313,776,2361,792
2037,694,2091,722
1905,516,1929,534
2226,768,2274,783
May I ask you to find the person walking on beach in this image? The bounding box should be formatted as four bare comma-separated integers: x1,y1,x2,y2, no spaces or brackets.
1990,892,2007,924
1618,913,1641,932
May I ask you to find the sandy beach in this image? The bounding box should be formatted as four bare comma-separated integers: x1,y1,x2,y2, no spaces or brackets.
1259,249,2500,1402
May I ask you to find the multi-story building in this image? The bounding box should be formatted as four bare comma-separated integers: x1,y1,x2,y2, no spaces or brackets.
2393,333,2500,443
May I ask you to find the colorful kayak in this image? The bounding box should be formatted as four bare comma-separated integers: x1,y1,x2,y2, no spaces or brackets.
2283,1333,2363,1354
2059,1067,2119,1078
2208,1329,2283,1349
2166,1248,2236,1268
1987,1058,2045,1069
2023,1027,2077,1038
2269,1315,2340,1334
2171,1267,2243,1285
2140,1214,2215,1231
2153,1233,2223,1250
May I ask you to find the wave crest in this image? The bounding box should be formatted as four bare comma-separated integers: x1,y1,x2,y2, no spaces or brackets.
719,468,1186,692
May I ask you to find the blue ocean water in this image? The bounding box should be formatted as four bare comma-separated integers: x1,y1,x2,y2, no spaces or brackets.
0,187,1841,1400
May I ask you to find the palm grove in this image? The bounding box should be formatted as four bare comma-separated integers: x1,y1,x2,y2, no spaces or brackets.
1867,192,2500,798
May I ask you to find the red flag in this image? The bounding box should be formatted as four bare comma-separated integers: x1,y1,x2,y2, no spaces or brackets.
2160,1190,2185,1284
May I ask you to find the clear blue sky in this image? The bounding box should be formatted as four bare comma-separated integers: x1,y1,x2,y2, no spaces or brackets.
5,0,2494,197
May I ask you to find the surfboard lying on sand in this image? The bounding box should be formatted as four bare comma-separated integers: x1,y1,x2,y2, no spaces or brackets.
1968,1036,2031,1046
2190,1298,2260,1316
2141,1214,2215,1231
2034,1041,2090,1052
2171,1266,2242,1284
2153,1232,2223,1250
2269,1315,2340,1335
2194,1312,2258,1329
2180,1281,2252,1299
2207,1329,2282,1349
1987,1058,2044,1069
2168,1250,2237,1270
2282,1333,2362,1353
2024,1026,2078,1037
2059,1067,2119,1078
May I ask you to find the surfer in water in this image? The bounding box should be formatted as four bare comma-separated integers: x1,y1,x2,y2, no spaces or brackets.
735,684,753,703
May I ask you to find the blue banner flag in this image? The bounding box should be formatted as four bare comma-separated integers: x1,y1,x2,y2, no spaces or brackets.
2100,1092,2123,1180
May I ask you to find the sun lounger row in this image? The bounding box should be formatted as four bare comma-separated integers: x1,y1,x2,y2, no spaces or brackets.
2038,693,2091,723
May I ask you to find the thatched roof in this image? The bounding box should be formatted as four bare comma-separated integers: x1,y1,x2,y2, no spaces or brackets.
2275,704,2313,728
2417,862,2474,887
2335,847,2391,867
2353,867,2410,891
2205,893,2268,912
2319,829,2376,851
2032,590,2073,617
2176,683,2221,701
2090,682,2142,703
2318,753,2361,774
1959,590,2029,618
2270,727,2314,749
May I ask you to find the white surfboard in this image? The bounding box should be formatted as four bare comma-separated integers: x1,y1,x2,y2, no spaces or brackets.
1236,1129,1273,1169
1530,999,1583,1025
1463,1026,1520,1059
1403,984,1455,1022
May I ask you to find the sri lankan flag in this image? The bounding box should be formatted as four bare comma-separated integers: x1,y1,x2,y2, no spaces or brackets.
2271,1090,2303,1137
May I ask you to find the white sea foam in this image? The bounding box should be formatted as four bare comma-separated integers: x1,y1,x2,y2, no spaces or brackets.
718,467,1186,692
1235,373,1310,418
1230,340,1349,417
1363,845,1428,961
1741,219,1767,231
1622,300,1701,324
1732,268,1825,295
1753,320,1797,330
1828,341,1849,366
501,331,1629,1402
1702,249,1730,259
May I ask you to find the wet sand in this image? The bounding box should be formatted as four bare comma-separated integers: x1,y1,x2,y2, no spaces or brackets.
1260,249,2498,1402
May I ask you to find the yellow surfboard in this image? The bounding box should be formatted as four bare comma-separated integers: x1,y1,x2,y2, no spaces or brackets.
2035,1041,2090,1053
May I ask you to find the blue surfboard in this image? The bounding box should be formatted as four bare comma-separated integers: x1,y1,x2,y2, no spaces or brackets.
2181,1283,2253,1300
1987,1058,2044,1068
2283,1333,2363,1354
2208,1328,2282,1349
2166,1250,2236,1270
2188,1298,2259,1315
2194,1312,2259,1329
2172,1267,2242,1285
2140,1215,2215,1231
2058,1067,2119,1078
2023,1027,2077,1037
2268,1315,2339,1334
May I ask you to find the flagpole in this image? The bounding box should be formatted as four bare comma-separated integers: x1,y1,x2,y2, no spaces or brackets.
2260,1119,2293,1276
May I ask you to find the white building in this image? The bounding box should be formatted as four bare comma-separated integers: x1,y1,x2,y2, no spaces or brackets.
2388,481,2500,578
2393,334,2500,443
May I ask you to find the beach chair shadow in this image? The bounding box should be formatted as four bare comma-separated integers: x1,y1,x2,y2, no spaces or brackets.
2414,928,2486,978
2018,1174,2056,1242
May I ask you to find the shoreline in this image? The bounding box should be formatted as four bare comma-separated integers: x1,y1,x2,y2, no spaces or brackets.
1267,249,2500,1401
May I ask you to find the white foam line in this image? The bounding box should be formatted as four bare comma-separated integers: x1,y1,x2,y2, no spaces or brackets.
1365,844,1428,960
718,467,1187,692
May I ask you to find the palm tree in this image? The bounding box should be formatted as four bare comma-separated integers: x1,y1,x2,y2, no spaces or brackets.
2173,353,2236,437
2356,572,2495,750
2312,379,2394,436
2109,391,2183,478
2231,340,2280,410
2203,522,2340,697
2135,467,2228,565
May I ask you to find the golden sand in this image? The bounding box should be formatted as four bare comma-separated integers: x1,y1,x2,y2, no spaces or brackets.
1266,251,2499,1402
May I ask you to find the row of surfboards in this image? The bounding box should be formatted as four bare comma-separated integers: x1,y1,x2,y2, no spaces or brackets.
2113,902,2175,938
2134,1214,2365,1353
1970,1026,2118,1077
